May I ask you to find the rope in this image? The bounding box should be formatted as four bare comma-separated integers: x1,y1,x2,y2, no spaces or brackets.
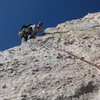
37,39,100,70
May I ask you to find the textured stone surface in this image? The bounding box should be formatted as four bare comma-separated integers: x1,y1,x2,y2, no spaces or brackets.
0,12,100,100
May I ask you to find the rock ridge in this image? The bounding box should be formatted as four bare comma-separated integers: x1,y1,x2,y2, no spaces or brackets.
0,12,100,100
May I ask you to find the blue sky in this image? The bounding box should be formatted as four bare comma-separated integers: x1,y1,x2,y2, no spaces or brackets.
0,0,100,51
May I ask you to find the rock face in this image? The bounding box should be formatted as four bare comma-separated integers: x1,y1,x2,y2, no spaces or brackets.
0,12,100,100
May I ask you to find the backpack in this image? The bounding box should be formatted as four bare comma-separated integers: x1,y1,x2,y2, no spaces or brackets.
26,25,36,35
21,24,32,30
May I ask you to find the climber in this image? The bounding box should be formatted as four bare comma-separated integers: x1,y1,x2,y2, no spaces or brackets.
18,24,32,44
18,22,45,44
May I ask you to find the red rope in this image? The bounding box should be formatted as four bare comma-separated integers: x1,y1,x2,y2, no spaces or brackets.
38,39,100,70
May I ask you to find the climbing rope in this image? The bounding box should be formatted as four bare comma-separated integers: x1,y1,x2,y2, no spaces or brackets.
37,39,100,70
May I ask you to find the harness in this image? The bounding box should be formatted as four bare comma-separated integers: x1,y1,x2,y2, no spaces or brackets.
18,28,27,37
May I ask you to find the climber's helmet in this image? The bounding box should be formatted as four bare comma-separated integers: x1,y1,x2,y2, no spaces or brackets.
36,22,43,28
